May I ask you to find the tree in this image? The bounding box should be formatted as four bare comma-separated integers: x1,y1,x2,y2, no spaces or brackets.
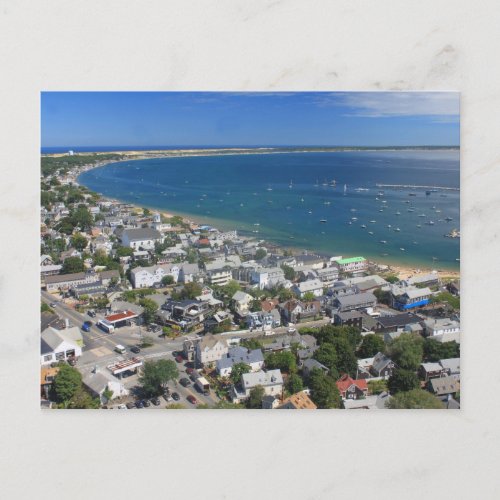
265,351,297,373
431,291,460,310
373,288,391,306
313,343,339,379
331,337,358,377
165,403,186,409
179,281,202,300
246,385,265,409
384,274,400,284
423,339,460,362
278,287,294,302
249,299,262,312
66,387,100,409
230,363,251,384
161,275,175,286
139,298,159,325
57,217,76,235
143,207,151,216
255,248,267,260
61,256,85,274
286,373,304,394
102,387,114,402
214,400,244,409
70,233,88,251
241,338,263,350
139,359,179,397
385,333,424,371
281,264,296,281
367,379,388,395
302,291,316,302
386,389,444,409
52,365,82,403
387,368,420,394
308,368,342,409
41,302,54,314
71,206,93,230
357,334,385,358
116,246,134,257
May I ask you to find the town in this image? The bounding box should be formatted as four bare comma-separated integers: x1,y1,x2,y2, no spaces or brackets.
40,153,461,410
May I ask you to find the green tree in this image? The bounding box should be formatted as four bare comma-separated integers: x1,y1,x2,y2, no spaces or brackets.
61,256,85,274
431,292,460,310
102,387,114,402
57,217,76,235
249,299,262,312
66,387,100,409
373,288,391,305
70,233,88,251
331,337,358,377
281,264,296,281
165,403,186,409
387,368,420,394
214,400,244,409
71,206,93,230
230,363,251,384
384,274,400,284
255,248,267,260
286,373,304,394
423,339,460,362
143,207,151,216
52,365,82,403
386,333,424,371
241,338,263,350
278,287,294,302
308,368,342,409
161,275,175,286
367,379,388,395
41,302,54,314
139,298,159,325
139,359,179,397
357,334,385,358
116,246,134,257
179,281,202,300
246,385,265,409
265,351,297,373
302,291,316,302
386,389,444,409
313,343,339,379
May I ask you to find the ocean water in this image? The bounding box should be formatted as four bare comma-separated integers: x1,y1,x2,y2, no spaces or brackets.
78,150,460,270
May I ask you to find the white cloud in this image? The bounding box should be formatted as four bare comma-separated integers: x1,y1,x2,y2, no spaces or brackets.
315,92,459,117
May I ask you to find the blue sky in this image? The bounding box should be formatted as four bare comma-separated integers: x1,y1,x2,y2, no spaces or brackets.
41,92,460,147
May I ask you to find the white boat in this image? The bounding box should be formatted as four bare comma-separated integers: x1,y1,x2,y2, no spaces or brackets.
426,220,435,225
445,216,453,221
379,240,387,244
320,219,327,223
361,224,367,229
418,214,426,217
400,248,405,251
394,227,401,232
368,231,374,235
386,224,392,228
395,211,401,215
416,224,422,228
369,220,376,223
344,184,347,193
351,217,358,221
254,223,260,226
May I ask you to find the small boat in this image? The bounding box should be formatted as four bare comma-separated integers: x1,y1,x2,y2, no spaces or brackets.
400,247,405,251
267,187,273,191
368,231,374,235
308,210,313,215
351,217,358,221
330,179,336,187
254,223,260,226
240,203,244,207
324,201,331,206
418,214,426,217
382,200,387,204
289,180,293,188
395,211,401,215
445,216,453,222
405,200,410,204
435,209,442,213
361,224,367,229
407,209,415,212
440,194,448,197
386,224,392,228
416,224,422,228
369,220,376,223
347,221,352,225
426,190,431,195
394,227,401,232
350,208,357,212
320,219,327,223
409,193,417,196
426,220,435,225
379,209,384,212
300,197,305,202
344,184,347,194
379,240,387,244
378,191,384,196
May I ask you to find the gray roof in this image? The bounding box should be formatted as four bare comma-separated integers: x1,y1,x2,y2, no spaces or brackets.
41,328,64,354
45,272,87,284
377,313,421,329
336,292,377,307
430,375,459,395
217,347,264,370
336,310,364,321
242,369,283,388
122,228,161,241
420,362,443,372
302,358,328,373
83,372,110,394
372,352,393,373
439,358,460,373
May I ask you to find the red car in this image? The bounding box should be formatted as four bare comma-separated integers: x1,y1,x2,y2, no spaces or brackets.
186,395,197,405
175,355,184,363
186,367,194,375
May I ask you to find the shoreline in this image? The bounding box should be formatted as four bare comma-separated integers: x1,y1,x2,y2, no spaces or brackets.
64,150,459,278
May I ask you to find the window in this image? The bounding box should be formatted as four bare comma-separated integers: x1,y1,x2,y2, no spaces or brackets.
43,354,52,362
55,352,65,360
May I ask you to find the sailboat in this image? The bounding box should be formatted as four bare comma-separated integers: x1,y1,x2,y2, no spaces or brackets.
344,184,347,195
289,180,293,188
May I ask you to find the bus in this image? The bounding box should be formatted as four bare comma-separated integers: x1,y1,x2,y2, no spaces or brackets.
97,319,115,333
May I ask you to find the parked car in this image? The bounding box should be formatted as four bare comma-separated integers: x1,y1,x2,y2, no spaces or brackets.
151,398,160,406
179,378,191,387
163,393,173,402
171,392,180,401
87,310,96,317
81,321,92,332
186,367,194,375
126,402,135,409
142,399,151,407
130,346,141,354
187,395,197,405
49,302,57,308
117,404,127,409
135,400,144,408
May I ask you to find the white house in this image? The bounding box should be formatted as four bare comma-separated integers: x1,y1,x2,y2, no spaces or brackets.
207,268,232,286
83,371,129,404
251,267,285,290
130,263,180,288
121,228,162,250
292,279,324,298
195,334,229,367
232,291,254,316
40,327,83,366
423,318,460,342
334,256,367,274
232,369,284,403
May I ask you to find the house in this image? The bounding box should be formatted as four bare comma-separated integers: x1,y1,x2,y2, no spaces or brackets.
357,357,374,379
159,299,210,330
83,371,129,404
278,391,317,409
370,352,395,379
60,248,82,262
373,312,422,334
40,327,83,366
41,255,54,267
343,392,392,410
336,374,368,400
216,347,265,377
247,311,277,330
419,362,445,382
207,268,232,286
302,358,329,378
428,375,459,399
422,318,460,339
292,279,324,298
231,291,254,317
195,334,229,367
447,281,460,296
334,256,367,274
391,286,432,310
41,366,60,399
262,395,281,409
251,267,286,290
439,358,460,381
401,273,439,288
131,264,180,288
232,369,284,403
280,299,321,324
334,292,377,312
45,271,99,293
333,310,364,329
72,280,107,298
40,264,63,278
309,267,339,287
179,263,201,283
121,228,162,250
99,269,120,286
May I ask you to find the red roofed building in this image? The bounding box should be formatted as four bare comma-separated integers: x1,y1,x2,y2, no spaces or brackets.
197,238,210,247
104,310,139,327
336,374,368,400
261,299,279,313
